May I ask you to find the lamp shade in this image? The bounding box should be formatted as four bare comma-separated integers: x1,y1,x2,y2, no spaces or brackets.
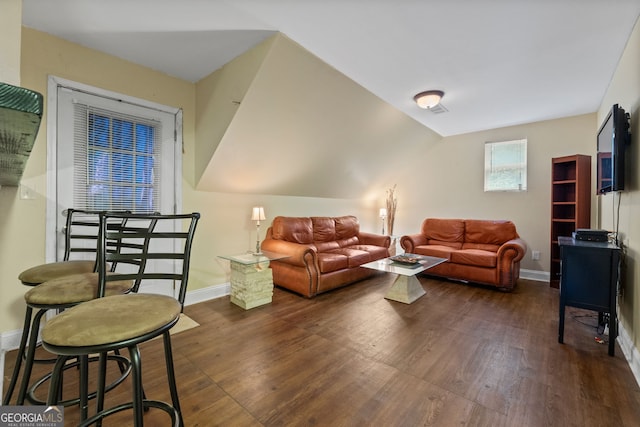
414,90,444,109
379,208,387,218
251,206,266,221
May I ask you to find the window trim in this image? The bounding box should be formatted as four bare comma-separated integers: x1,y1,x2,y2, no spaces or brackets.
74,104,162,212
46,75,182,263
484,138,527,192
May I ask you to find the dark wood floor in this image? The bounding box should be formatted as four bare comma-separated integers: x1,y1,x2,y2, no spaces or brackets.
5,274,640,426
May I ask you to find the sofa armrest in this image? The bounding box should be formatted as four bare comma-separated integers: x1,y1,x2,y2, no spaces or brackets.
400,234,427,253
261,239,317,267
496,238,527,289
358,231,391,248
497,238,527,262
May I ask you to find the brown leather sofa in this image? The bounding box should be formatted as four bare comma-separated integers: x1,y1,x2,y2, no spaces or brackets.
400,218,527,291
261,215,391,298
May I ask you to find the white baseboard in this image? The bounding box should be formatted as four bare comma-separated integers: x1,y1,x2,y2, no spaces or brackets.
518,269,640,386
1,272,549,351
1,326,23,353
0,281,231,401
5,277,639,391
520,268,550,282
617,322,640,388
0,282,231,353
184,282,230,306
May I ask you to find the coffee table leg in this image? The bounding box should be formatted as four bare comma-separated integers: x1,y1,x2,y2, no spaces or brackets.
385,274,426,304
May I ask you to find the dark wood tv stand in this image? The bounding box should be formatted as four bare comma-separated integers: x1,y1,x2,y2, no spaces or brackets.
557,236,621,356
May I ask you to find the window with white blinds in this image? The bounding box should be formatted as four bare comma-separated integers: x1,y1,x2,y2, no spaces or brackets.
47,76,181,270
72,103,162,212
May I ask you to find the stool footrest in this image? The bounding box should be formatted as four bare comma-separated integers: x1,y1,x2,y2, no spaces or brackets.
27,354,131,406
79,399,180,427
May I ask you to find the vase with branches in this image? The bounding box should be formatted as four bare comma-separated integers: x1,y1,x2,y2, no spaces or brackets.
385,184,397,236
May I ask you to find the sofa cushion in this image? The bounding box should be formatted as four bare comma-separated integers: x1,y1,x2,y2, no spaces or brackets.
450,249,497,268
272,217,313,244
335,216,359,240
422,218,464,249
317,253,349,273
315,241,340,252
461,242,500,252
328,248,370,268
336,236,359,247
464,220,518,245
349,244,388,260
413,245,456,260
312,217,336,242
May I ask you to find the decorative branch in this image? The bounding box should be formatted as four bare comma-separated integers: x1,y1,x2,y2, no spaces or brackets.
386,184,397,236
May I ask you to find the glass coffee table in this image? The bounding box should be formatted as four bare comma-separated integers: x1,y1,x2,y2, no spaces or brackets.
362,254,447,304
218,251,289,310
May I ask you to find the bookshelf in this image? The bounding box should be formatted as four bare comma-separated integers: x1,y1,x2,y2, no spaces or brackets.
550,155,591,288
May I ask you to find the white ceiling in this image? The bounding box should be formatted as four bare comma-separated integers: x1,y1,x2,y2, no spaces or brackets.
22,0,640,137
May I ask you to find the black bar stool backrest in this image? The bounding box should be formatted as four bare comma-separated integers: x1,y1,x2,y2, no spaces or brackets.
97,212,200,308
63,209,132,267
62,209,102,262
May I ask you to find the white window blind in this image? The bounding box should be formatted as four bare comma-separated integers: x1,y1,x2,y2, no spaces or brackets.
72,103,163,212
484,139,527,192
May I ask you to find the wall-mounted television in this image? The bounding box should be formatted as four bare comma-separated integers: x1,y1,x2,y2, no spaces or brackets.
596,104,630,194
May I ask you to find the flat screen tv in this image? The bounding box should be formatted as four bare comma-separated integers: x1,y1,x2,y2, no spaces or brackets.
596,104,630,194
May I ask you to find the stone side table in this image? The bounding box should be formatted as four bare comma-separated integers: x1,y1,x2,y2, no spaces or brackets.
218,251,288,310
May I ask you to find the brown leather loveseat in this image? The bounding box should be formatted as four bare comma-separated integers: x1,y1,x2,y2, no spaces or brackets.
400,218,527,291
261,216,390,298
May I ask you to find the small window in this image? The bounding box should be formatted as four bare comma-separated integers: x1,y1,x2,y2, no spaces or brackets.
484,139,527,192
70,99,169,213
83,110,160,212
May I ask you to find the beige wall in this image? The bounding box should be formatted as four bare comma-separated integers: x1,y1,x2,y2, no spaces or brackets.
597,17,640,357
0,28,189,331
196,33,442,198
390,113,596,273
0,28,374,334
3,18,636,374
0,0,21,85
194,36,275,186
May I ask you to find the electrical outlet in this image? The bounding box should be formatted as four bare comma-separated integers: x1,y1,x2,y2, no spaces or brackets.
532,250,540,261
20,184,36,200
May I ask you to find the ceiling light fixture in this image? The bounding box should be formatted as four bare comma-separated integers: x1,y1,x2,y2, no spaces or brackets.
413,90,444,109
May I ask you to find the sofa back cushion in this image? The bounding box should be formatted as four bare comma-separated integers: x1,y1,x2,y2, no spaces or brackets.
272,216,313,244
312,217,336,242
421,218,465,249
335,216,359,239
271,215,361,246
463,220,518,249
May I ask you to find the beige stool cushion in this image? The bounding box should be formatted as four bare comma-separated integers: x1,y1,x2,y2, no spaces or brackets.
42,294,181,347
24,272,133,306
19,260,96,286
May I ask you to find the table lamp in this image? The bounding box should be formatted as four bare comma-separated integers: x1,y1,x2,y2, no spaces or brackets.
379,208,387,235
252,206,266,255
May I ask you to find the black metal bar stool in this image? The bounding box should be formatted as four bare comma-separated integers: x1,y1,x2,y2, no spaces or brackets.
18,209,104,286
3,209,104,405
4,211,141,409
42,212,199,426
21,273,134,406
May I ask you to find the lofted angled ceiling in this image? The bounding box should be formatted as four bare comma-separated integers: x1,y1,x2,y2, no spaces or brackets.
21,0,640,136
194,34,441,197
20,0,640,198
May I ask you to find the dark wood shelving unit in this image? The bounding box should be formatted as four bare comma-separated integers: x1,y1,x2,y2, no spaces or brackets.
550,154,591,288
